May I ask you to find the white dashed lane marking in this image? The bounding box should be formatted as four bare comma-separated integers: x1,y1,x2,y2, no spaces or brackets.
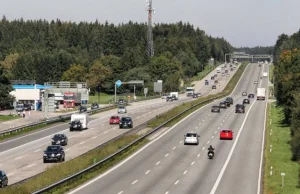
174,180,179,185
15,156,22,160
183,170,187,175
165,153,169,157
156,161,161,165
132,180,138,185
145,170,150,174
34,149,41,153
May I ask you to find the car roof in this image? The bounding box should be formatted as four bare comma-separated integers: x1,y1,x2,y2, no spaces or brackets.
186,132,197,135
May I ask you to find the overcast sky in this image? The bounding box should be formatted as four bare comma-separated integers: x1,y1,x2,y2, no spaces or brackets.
0,0,299,47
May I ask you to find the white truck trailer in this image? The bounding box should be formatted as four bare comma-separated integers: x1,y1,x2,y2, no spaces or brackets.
70,113,90,129
263,72,268,77
170,92,179,100
257,88,266,100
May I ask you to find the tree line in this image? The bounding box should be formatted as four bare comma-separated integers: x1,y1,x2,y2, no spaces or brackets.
273,29,300,160
0,16,233,96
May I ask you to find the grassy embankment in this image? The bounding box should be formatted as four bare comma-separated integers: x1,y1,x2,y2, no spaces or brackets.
263,102,300,194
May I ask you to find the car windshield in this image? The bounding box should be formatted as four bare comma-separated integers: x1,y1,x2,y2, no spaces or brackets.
222,130,231,133
186,133,197,137
47,146,60,151
16,105,23,108
122,117,131,121
119,106,125,109
111,116,119,119
54,134,63,138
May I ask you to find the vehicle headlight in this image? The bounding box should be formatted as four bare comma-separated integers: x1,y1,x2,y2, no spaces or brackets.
74,125,77,127
56,153,61,156
52,140,55,142
128,122,132,124
61,139,65,142
43,154,47,156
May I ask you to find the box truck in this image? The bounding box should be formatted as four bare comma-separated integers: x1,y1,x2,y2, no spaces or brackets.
169,92,179,100
257,88,266,100
186,87,195,97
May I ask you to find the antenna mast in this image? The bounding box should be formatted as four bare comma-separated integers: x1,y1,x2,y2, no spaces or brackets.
146,0,154,57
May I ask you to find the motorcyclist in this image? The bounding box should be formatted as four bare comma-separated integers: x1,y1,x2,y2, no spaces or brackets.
208,145,215,157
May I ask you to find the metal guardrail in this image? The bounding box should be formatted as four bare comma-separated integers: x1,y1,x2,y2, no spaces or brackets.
31,92,227,194
0,105,116,137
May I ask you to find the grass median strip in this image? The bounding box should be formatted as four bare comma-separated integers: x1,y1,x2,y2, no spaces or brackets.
3,62,248,193
0,115,19,122
0,135,148,194
263,102,300,194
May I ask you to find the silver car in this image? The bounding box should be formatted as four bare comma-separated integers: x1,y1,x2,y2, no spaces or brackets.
184,132,199,145
118,106,127,114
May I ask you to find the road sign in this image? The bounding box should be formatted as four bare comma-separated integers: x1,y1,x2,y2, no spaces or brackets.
144,88,148,94
116,80,122,87
154,82,162,93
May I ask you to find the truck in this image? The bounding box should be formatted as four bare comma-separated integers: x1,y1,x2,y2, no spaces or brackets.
169,92,179,100
257,88,266,100
263,72,268,77
186,87,195,97
63,92,81,108
216,67,221,73
70,113,89,130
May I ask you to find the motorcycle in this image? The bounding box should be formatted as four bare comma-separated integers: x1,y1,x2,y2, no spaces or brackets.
208,151,214,159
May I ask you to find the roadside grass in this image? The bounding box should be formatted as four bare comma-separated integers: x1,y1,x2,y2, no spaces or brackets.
4,62,247,193
0,115,18,122
263,103,300,194
89,93,159,104
0,135,148,194
191,64,217,83
269,64,274,83
148,62,248,128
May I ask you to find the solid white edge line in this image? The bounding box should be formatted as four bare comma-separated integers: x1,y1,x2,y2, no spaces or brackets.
67,63,249,194
209,99,257,194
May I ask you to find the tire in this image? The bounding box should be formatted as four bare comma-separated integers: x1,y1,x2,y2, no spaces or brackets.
62,156,65,162
43,159,47,163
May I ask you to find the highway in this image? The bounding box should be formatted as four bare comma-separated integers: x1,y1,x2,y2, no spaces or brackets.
0,64,238,185
67,62,268,194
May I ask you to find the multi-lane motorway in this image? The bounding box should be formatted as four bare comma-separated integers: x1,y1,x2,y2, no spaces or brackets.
67,62,268,194
0,64,238,185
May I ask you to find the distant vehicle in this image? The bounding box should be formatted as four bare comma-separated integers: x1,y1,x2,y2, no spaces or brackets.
79,106,87,112
170,92,179,100
248,94,255,98
70,120,83,131
226,74,230,77
118,99,126,105
211,76,215,80
118,106,127,114
91,103,99,110
254,81,258,84
193,93,199,98
220,129,233,140
24,104,31,111
166,96,173,102
110,116,120,124
43,145,65,163
211,105,221,113
205,80,209,85
212,85,217,89
235,104,245,113
216,67,221,73
221,73,225,76
0,170,8,187
214,74,217,77
186,87,195,97
225,97,233,105
242,92,247,96
219,102,227,109
15,104,24,112
263,72,268,77
119,117,133,129
52,134,68,146
243,99,250,104
70,113,89,130
63,92,81,108
225,70,228,73
184,132,199,145
257,88,266,100
214,80,218,84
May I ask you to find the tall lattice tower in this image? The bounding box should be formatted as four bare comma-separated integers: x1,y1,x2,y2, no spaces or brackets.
146,0,154,57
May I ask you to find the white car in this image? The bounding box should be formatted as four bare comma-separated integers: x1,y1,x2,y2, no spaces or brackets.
221,73,225,76
184,132,199,145
118,106,127,114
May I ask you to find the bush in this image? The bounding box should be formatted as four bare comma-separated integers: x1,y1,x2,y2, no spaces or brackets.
290,133,300,161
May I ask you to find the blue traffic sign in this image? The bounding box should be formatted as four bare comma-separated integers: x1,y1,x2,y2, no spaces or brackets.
116,80,122,87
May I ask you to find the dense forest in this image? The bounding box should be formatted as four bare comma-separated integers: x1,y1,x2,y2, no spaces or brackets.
273,29,300,160
235,46,274,55
0,16,233,95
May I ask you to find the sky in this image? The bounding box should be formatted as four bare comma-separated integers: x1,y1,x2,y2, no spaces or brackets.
0,0,299,47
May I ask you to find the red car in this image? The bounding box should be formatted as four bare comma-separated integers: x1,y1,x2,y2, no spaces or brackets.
220,129,233,140
109,116,120,124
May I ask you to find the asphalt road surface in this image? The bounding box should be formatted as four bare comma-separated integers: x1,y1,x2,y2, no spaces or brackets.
67,62,268,194
0,63,238,185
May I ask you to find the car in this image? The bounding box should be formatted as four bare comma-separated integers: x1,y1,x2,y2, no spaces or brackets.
211,105,221,113
118,106,127,114
166,96,173,102
69,120,83,131
230,64,232,67
205,80,209,85
119,117,133,129
110,116,120,124
221,73,225,76
24,103,32,111
52,134,68,146
214,74,217,77
242,92,247,96
212,85,217,89
184,132,199,145
220,129,233,140
221,67,224,70
79,106,87,112
15,104,24,112
43,145,65,163
193,93,199,98
248,94,255,98
0,170,8,187
118,99,126,105
225,70,228,73
225,97,233,105
214,80,218,84
211,76,214,80
254,81,258,84
91,103,99,110
226,74,230,77
219,101,227,109
235,104,245,113
230,68,234,71
243,99,250,104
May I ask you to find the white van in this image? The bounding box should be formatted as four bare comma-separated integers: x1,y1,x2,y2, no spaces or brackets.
70,113,90,129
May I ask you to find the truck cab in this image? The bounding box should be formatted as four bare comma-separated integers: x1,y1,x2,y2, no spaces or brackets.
186,87,195,97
